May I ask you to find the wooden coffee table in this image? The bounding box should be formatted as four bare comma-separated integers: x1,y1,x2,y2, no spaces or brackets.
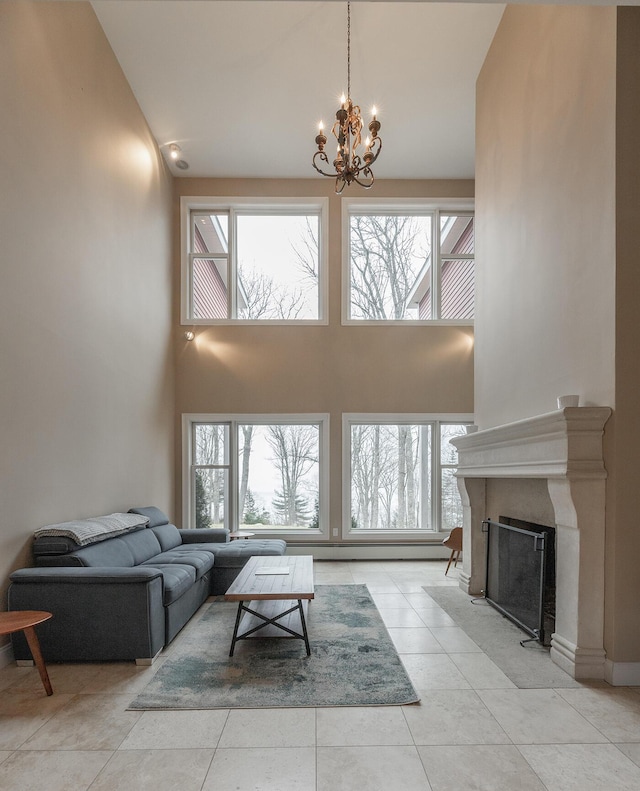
225,555,314,656
0,610,53,695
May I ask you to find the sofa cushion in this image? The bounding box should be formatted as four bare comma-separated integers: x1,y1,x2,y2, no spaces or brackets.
129,506,170,529
141,550,214,581
146,564,196,605
60,529,163,568
150,523,183,552
197,539,288,569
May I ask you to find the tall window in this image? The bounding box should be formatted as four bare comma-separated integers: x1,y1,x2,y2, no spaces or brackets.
344,201,474,323
184,415,328,535
344,416,471,537
181,198,328,324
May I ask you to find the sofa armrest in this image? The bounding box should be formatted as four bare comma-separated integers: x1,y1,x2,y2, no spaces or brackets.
178,528,229,544
8,566,165,662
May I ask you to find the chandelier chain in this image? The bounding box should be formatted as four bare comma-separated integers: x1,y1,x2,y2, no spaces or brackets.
347,1,351,99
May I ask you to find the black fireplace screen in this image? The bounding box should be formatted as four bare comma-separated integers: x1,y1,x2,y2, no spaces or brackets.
483,516,556,645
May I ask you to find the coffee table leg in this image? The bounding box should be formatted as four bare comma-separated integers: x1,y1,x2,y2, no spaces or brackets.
229,603,244,657
297,600,311,656
23,626,53,696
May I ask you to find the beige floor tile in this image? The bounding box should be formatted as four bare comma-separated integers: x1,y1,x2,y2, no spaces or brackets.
351,572,396,586
402,654,472,690
388,627,445,654
218,708,316,748
556,686,640,742
518,743,640,790
395,580,437,594
19,693,141,750
415,609,457,628
317,706,413,746
418,745,546,791
119,709,229,749
369,592,412,608
203,747,315,791
0,664,38,692
0,749,111,791
449,653,517,689
403,689,511,745
3,662,105,696
430,627,482,652
77,662,164,694
477,689,609,744
314,573,356,585
362,581,401,593
90,749,214,791
317,745,431,791
616,743,640,768
403,592,446,608
0,751,13,764
377,608,427,628
0,691,75,750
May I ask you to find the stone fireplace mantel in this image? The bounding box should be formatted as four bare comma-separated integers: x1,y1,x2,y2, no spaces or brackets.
451,406,612,681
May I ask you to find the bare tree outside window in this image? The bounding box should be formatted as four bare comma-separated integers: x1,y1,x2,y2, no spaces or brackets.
351,424,427,530
349,214,432,320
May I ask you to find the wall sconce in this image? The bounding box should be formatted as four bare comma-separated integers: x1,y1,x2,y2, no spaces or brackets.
184,330,195,341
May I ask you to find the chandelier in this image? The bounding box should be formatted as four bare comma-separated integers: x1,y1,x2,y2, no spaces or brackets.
312,1,382,193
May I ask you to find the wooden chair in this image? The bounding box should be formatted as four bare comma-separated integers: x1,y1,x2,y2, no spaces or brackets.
443,527,462,576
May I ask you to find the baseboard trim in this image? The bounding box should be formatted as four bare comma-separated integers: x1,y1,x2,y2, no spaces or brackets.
604,659,640,687
0,640,14,669
286,545,451,561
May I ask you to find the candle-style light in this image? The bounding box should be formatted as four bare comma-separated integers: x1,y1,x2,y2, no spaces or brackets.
312,2,382,193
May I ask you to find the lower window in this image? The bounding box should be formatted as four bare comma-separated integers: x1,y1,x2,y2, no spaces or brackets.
345,416,472,537
184,415,327,535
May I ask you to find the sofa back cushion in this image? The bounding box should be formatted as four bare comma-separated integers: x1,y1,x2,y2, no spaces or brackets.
61,529,163,567
150,523,183,551
128,506,170,528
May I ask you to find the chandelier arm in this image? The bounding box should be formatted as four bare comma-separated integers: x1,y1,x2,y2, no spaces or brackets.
313,151,341,179
353,171,375,190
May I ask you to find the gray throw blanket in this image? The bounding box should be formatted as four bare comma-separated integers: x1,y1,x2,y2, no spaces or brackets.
34,512,149,546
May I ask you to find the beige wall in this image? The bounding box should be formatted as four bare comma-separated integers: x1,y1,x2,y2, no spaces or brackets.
173,178,475,537
607,8,640,662
476,5,640,663
475,5,616,428
0,1,175,626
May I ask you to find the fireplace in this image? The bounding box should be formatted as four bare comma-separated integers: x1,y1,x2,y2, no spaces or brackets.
484,516,556,646
451,407,612,681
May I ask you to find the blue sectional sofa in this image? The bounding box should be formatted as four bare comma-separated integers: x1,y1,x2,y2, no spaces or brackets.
8,507,286,664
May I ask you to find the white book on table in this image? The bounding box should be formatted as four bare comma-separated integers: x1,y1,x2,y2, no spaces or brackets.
254,567,290,575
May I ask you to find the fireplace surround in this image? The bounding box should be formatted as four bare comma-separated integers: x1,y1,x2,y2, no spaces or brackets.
451,407,612,681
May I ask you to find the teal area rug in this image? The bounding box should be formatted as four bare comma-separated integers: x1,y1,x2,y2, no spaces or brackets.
130,585,419,709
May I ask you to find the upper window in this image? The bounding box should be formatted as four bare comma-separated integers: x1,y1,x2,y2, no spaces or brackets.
181,198,328,324
343,200,474,323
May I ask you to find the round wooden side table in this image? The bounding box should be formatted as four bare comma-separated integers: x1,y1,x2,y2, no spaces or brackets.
0,610,53,695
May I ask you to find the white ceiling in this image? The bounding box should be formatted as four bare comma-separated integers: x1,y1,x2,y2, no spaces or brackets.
92,1,508,179
91,1,634,181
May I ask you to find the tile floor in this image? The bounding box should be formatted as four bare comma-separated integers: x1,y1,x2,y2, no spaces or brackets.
1,559,640,790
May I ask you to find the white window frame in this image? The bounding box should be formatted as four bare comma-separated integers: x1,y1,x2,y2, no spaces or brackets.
341,198,475,326
181,196,329,325
342,413,474,541
182,413,329,539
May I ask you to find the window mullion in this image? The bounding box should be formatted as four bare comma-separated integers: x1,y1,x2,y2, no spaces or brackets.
433,211,441,320
229,209,237,319
432,421,441,532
